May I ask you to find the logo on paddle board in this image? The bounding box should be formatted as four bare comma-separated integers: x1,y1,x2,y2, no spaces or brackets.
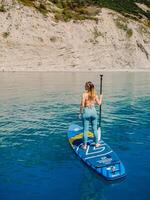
97,156,112,164
85,145,105,156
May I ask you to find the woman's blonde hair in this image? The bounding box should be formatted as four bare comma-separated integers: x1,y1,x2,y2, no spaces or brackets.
85,81,96,100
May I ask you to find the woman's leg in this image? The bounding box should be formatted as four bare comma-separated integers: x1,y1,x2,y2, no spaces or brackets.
82,108,90,147
83,117,89,145
91,117,98,144
91,107,100,146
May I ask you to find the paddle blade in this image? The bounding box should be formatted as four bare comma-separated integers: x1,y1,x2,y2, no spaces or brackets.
97,127,101,142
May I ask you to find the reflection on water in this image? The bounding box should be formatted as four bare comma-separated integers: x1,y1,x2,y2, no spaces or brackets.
0,72,150,200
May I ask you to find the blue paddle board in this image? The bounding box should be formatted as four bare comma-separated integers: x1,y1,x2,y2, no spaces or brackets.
68,124,126,181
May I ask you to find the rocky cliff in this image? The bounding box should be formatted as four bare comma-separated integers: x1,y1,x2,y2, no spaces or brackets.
0,0,150,71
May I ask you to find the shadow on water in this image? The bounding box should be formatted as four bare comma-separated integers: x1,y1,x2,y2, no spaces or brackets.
77,160,127,200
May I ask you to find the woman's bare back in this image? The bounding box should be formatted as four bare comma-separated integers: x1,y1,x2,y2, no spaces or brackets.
83,92,96,107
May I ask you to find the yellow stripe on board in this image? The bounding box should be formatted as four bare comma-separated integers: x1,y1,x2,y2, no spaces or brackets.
69,131,94,144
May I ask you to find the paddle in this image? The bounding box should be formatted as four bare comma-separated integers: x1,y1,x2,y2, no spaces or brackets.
97,74,103,142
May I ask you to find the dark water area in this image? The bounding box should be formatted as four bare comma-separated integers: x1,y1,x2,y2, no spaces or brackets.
0,72,150,200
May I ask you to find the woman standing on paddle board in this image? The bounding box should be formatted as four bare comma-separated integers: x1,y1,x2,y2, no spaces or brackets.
79,81,103,150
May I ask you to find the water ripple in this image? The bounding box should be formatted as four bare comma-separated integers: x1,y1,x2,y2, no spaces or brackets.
0,72,150,200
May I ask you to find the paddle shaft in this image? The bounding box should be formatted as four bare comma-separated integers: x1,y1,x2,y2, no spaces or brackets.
99,75,103,127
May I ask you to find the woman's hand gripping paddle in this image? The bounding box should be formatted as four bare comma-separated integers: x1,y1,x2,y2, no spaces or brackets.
97,75,103,142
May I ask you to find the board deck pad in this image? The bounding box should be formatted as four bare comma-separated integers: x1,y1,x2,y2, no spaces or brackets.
68,124,126,180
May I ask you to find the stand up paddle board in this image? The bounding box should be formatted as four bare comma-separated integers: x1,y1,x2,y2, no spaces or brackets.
68,124,126,181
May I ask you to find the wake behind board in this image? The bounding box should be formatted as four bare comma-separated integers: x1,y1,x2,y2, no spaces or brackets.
68,124,126,181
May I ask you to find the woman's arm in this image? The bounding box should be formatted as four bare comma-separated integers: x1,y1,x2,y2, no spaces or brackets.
95,94,103,106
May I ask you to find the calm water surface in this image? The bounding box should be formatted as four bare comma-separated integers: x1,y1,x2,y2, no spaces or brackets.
0,72,150,200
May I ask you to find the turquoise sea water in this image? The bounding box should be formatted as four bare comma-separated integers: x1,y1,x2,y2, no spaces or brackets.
0,72,150,200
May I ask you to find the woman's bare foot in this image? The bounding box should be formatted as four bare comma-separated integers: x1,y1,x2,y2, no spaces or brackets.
95,143,101,148
82,144,87,150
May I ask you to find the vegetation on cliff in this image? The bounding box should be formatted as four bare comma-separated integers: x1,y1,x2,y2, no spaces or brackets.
50,0,150,18
12,0,149,23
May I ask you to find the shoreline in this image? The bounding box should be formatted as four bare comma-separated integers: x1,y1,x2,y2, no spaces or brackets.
0,69,150,72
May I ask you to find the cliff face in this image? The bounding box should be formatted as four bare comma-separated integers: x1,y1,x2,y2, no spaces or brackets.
0,0,150,71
